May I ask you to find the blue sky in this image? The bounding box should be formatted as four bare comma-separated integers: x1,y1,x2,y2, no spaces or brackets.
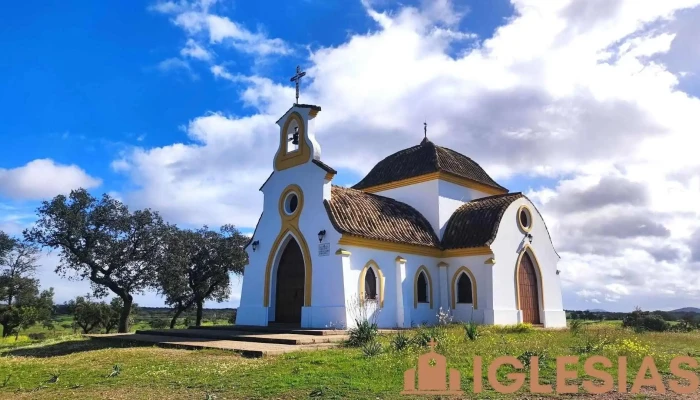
1,0,699,311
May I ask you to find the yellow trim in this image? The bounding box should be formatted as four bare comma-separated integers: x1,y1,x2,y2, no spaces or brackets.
514,245,545,312
413,266,434,309
517,205,533,233
451,266,478,309
395,256,406,263
437,261,449,268
274,112,312,171
263,184,313,308
359,260,384,307
484,257,496,265
335,248,351,256
360,171,507,196
338,235,492,258
324,172,334,181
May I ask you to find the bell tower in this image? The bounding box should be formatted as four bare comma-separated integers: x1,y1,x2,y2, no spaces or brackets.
273,65,322,171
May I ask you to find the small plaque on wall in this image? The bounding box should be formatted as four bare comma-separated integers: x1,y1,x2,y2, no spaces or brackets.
318,243,330,256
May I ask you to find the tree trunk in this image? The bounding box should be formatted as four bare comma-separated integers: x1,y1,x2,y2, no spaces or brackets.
118,294,133,333
195,300,204,326
170,307,185,329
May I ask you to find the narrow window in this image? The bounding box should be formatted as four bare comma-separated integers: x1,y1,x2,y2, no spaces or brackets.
365,267,377,300
417,272,428,303
457,273,473,304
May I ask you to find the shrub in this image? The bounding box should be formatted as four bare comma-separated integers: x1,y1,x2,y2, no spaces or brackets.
228,310,237,325
569,319,584,336
622,308,669,332
149,319,169,329
412,328,431,347
362,340,382,357
391,331,411,351
464,322,479,341
347,319,378,347
491,323,533,334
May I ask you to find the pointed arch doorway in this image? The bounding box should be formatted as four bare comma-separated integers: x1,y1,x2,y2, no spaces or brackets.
274,238,305,324
517,252,541,324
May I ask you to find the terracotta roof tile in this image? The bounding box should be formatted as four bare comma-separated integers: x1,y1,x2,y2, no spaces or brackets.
441,192,524,249
324,186,439,247
352,139,506,191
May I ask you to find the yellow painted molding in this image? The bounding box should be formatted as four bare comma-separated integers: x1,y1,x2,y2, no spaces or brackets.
413,265,434,309
359,260,384,308
514,245,545,312
437,261,449,268
324,172,334,181
395,256,406,263
484,257,496,265
360,171,507,196
275,112,312,171
338,235,491,258
335,248,351,256
451,266,478,309
517,205,533,234
263,184,312,308
443,247,493,257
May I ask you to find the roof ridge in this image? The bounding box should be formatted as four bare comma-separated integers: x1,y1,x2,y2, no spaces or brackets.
466,192,521,202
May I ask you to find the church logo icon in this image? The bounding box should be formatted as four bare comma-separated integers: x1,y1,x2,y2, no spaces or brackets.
401,339,462,395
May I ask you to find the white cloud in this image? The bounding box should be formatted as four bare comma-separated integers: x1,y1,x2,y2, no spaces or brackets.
0,159,101,200
153,0,291,58
156,57,199,80
124,0,700,310
180,38,213,61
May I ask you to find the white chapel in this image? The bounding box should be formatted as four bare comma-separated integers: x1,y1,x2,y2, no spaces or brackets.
236,98,566,329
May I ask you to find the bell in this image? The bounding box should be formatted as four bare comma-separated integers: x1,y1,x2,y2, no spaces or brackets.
289,126,299,145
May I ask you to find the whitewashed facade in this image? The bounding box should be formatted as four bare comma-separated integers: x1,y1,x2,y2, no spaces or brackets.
236,103,566,329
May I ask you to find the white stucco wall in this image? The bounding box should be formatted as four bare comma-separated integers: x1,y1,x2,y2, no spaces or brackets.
489,197,566,328
237,105,346,329
437,179,491,237
373,180,440,235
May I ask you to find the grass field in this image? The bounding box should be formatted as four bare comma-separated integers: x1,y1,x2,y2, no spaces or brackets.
0,321,699,399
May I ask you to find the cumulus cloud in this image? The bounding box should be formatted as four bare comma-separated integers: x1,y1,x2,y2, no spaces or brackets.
119,0,700,310
0,159,101,200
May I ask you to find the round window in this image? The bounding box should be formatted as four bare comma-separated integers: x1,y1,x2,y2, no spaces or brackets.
518,206,532,231
284,193,299,214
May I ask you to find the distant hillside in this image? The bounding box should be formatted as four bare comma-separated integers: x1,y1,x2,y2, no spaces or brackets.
671,307,700,314
587,309,607,312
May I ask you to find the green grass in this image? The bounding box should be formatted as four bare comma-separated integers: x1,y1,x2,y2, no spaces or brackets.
0,323,698,399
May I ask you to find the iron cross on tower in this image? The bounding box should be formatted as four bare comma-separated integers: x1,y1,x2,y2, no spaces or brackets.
290,65,306,104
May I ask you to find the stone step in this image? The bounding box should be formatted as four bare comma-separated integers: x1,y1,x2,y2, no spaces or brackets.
135,328,348,345
189,324,347,336
85,333,337,358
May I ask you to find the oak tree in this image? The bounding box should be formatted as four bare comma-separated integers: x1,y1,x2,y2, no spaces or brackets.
24,189,168,333
157,225,248,327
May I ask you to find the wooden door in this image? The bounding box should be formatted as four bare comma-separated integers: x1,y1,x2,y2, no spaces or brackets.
518,253,540,324
275,239,305,324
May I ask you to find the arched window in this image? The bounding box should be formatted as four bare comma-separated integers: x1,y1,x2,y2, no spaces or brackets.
365,267,377,300
417,272,428,303
457,273,473,304
450,267,478,309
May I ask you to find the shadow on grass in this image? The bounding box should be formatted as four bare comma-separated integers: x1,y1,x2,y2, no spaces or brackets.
1,338,154,358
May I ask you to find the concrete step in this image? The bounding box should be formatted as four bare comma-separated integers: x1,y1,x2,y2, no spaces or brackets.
85,333,338,358
189,324,347,336
134,328,348,345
